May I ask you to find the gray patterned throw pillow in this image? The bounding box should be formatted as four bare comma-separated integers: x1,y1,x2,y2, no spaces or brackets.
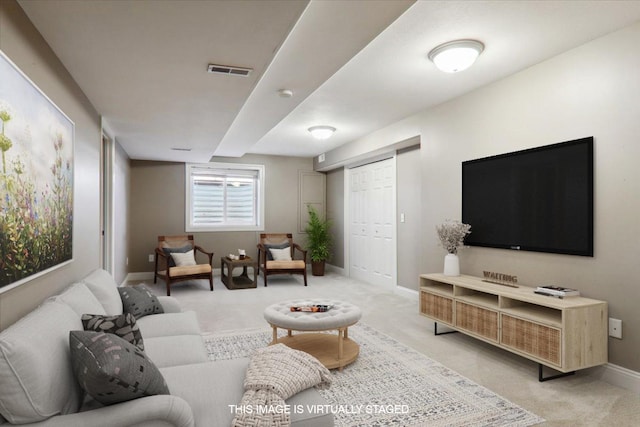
81,313,144,351
118,285,164,319
69,331,169,405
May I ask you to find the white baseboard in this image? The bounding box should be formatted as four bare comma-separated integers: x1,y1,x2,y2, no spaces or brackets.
325,263,345,275
395,285,419,299
590,363,640,394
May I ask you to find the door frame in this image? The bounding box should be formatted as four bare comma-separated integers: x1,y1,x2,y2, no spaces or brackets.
100,130,115,274
344,154,397,288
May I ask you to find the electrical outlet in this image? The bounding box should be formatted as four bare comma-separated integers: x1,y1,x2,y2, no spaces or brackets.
609,318,622,339
126,257,129,266
148,254,154,263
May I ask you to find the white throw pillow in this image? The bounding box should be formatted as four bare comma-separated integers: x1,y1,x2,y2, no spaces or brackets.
171,250,196,266
269,247,292,261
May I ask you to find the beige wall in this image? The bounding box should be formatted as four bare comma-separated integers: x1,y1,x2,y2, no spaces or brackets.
326,168,344,268
396,145,421,290
0,1,102,330
323,22,640,372
128,154,315,272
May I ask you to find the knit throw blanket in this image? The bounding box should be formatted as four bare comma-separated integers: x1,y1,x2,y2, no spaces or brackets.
232,344,332,427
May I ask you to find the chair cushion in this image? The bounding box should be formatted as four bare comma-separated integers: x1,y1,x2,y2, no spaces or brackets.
162,244,192,267
171,250,196,267
118,285,164,319
69,331,170,406
0,301,83,424
168,264,212,277
266,260,306,270
82,313,144,351
82,268,124,315
269,247,292,261
263,242,290,260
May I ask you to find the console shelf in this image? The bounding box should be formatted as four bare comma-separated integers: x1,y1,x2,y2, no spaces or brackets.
419,273,608,376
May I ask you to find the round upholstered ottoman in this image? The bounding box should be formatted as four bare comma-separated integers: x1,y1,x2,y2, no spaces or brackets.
264,299,362,370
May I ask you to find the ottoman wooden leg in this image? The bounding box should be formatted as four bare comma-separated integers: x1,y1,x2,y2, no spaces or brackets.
271,325,278,344
338,328,345,370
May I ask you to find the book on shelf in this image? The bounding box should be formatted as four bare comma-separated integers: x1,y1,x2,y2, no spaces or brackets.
535,285,580,297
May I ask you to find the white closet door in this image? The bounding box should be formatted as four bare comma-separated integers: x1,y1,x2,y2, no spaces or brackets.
349,158,395,288
350,166,370,280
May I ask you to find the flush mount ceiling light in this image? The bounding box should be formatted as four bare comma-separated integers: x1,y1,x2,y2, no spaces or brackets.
308,125,336,140
278,89,294,98
428,39,484,73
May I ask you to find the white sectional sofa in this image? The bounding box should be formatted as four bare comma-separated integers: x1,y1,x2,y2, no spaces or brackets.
0,269,333,427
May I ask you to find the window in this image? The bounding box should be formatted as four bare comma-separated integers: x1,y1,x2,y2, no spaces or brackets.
186,163,264,231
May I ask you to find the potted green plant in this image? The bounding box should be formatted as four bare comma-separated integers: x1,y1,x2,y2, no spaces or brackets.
305,205,332,276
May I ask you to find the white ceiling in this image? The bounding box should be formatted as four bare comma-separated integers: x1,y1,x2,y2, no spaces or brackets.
17,0,640,163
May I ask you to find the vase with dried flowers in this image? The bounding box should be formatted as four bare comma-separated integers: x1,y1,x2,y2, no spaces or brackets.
436,220,471,276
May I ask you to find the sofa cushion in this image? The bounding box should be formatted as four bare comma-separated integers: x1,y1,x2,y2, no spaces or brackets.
53,282,106,317
118,285,164,319
69,331,170,406
143,335,208,368
82,268,124,315
156,296,182,314
82,313,144,351
161,359,334,427
0,301,83,424
136,311,201,339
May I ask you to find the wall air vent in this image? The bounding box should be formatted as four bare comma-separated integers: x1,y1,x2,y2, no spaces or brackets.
207,64,253,77
171,148,192,152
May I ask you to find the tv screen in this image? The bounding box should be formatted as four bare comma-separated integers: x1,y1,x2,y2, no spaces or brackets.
462,137,593,256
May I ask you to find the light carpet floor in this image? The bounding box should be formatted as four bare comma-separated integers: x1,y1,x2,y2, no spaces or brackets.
204,323,544,426
135,271,640,426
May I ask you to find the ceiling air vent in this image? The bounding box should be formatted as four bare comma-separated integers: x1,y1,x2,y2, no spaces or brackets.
207,64,253,77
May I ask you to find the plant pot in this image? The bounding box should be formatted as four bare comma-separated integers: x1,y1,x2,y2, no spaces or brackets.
311,260,325,276
443,254,460,276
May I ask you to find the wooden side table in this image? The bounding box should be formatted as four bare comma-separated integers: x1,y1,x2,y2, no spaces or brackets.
220,256,258,290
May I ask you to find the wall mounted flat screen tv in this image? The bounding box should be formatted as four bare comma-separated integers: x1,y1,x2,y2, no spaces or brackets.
462,137,593,257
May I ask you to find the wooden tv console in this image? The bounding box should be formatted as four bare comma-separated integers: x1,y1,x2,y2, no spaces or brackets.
419,273,608,381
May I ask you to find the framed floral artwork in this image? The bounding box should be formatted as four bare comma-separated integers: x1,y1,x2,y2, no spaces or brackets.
0,50,74,293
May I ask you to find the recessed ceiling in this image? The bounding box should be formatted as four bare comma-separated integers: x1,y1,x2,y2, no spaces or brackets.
17,0,640,163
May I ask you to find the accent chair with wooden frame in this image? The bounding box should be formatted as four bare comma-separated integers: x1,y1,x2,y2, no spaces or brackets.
154,235,214,296
257,233,307,286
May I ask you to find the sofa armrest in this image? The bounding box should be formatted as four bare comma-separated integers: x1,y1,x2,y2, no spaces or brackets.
157,296,182,313
22,395,194,427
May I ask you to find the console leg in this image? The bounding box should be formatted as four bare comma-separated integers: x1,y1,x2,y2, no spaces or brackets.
434,322,458,336
538,364,575,382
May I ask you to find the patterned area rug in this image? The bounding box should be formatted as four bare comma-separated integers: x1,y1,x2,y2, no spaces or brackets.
204,323,544,427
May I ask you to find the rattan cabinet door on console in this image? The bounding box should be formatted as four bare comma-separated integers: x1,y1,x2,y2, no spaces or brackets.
501,314,561,366
455,301,499,343
419,273,608,375
420,292,453,325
